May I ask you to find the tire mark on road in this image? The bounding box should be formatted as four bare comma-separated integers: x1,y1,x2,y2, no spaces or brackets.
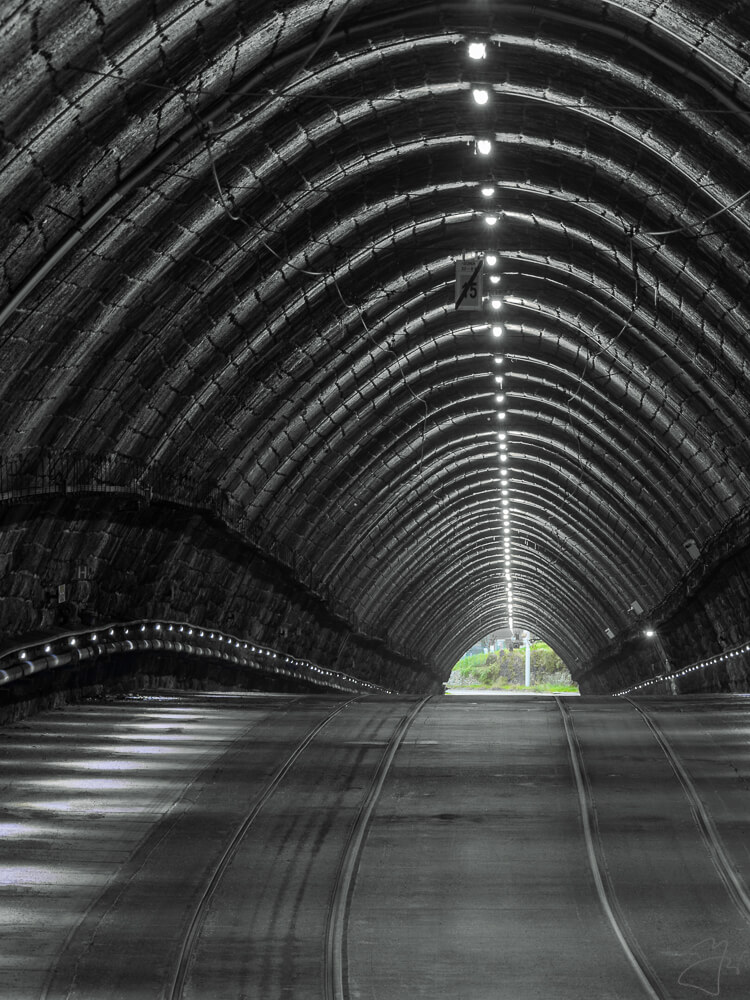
555,696,667,1000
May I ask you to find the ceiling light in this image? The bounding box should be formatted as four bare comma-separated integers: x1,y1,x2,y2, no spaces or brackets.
481,186,495,198
492,325,503,337
499,443,507,451
498,430,507,439
473,88,490,105
500,453,508,461
468,41,487,60
485,215,498,226
490,274,501,284
494,374,503,383
497,412,507,420
485,254,498,266
476,139,493,155
502,489,508,495
490,298,502,309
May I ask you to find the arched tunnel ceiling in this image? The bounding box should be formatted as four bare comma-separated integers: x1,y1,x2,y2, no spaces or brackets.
2,0,750,678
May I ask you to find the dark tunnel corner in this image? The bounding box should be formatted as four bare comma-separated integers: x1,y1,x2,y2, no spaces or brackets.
0,493,443,720
577,512,750,696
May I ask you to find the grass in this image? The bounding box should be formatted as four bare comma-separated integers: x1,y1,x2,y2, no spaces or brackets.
449,681,579,693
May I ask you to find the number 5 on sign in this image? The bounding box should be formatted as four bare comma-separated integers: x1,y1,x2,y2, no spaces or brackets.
454,260,484,310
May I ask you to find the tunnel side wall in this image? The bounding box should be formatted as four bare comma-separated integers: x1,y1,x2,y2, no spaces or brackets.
0,496,440,697
578,544,750,695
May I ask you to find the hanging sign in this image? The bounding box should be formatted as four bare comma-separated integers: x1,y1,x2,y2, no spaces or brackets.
454,260,483,310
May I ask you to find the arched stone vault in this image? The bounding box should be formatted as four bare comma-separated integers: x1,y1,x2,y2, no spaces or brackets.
2,0,750,695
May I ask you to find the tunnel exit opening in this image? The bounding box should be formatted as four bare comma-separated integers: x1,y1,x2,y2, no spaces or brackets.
446,633,579,694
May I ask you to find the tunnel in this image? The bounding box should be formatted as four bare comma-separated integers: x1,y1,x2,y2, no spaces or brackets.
2,2,750,997
1,0,750,701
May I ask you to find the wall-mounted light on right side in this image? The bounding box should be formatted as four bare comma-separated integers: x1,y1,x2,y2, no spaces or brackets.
684,538,700,560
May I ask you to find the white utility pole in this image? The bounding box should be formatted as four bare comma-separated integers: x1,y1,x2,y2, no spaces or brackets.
524,631,531,687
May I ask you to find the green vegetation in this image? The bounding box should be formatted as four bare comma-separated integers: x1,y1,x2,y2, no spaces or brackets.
447,641,578,693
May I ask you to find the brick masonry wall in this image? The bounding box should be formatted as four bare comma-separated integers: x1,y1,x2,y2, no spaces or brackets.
0,495,440,696
578,545,750,695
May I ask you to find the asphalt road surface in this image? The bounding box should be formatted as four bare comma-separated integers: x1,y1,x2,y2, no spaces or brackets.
2,691,750,999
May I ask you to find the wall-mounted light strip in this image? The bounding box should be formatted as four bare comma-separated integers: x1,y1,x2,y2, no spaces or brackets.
0,620,397,695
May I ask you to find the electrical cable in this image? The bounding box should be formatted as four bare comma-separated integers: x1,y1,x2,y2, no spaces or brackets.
640,186,750,238
69,62,750,116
